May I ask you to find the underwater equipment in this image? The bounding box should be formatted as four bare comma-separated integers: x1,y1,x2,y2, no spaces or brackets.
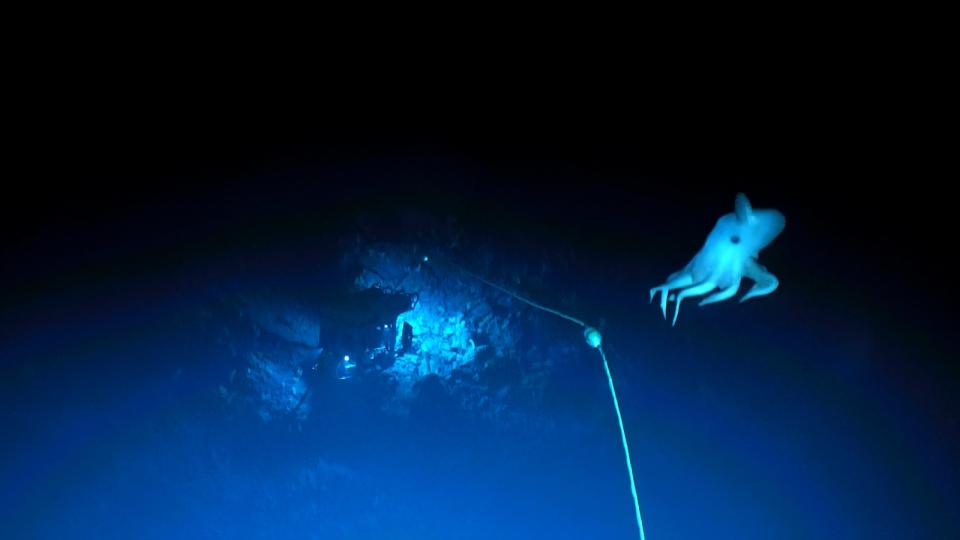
438,257,647,540
336,355,356,380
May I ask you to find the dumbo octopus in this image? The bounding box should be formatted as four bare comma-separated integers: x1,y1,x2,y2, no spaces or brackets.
651,193,785,326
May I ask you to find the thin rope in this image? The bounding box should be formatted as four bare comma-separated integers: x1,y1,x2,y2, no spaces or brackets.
440,256,647,539
600,345,646,540
442,258,587,327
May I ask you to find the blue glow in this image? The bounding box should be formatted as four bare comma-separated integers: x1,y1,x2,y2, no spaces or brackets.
10,160,952,540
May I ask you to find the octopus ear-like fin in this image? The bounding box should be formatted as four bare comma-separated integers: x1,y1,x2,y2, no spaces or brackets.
735,193,754,223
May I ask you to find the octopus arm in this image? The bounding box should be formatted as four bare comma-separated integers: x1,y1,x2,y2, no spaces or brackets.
698,277,742,307
739,258,779,303
649,270,693,319
671,280,717,326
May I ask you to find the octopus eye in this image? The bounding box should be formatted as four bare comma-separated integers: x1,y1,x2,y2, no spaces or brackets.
730,235,741,244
